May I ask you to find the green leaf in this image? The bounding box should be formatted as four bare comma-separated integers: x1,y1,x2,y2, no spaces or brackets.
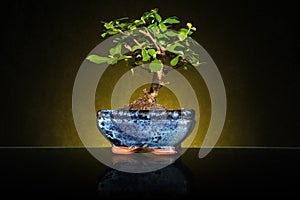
86,55,113,64
166,43,185,56
147,49,157,57
166,43,184,51
170,56,180,66
134,19,143,26
101,32,107,38
166,44,184,56
113,37,120,43
178,31,187,41
156,33,166,39
110,55,126,65
118,22,129,29
174,50,184,56
165,31,178,37
115,17,129,21
150,8,158,13
131,45,140,52
142,49,151,61
163,17,180,24
104,22,114,29
151,8,159,13
141,16,146,24
110,58,119,65
186,23,196,32
143,12,155,22
159,23,167,32
148,24,159,33
187,30,194,36
107,30,119,35
117,55,126,61
158,40,166,45
149,59,162,72
109,44,122,56
187,54,202,66
179,28,188,34
154,13,162,22
129,25,136,30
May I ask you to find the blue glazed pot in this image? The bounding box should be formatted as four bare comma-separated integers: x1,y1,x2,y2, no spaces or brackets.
97,109,195,154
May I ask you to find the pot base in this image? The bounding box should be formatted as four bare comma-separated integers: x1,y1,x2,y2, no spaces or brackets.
111,145,177,155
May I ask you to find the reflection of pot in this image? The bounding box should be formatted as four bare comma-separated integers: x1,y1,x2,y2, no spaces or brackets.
97,109,195,154
97,158,194,197
110,153,178,172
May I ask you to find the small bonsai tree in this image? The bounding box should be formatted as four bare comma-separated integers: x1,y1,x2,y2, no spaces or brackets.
87,8,201,110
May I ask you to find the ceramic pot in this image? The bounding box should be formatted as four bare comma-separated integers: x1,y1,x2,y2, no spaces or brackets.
97,109,195,154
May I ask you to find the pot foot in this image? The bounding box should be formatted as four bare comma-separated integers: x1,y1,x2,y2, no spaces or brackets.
149,147,177,155
111,146,139,154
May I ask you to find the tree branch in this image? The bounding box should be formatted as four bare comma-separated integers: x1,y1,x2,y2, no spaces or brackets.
166,39,181,47
138,29,163,54
117,29,144,49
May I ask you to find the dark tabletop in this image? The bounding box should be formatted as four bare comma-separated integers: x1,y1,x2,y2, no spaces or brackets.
1,147,299,198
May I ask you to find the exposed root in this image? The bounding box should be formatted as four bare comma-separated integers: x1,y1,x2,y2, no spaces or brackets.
120,89,167,110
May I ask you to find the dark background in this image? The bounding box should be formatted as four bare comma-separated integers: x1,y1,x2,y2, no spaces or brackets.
2,0,299,146
1,0,300,198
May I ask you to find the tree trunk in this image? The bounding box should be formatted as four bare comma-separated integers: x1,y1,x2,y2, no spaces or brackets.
146,68,164,103
128,63,166,110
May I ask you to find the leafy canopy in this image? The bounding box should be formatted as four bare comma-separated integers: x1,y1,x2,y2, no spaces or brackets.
87,8,201,72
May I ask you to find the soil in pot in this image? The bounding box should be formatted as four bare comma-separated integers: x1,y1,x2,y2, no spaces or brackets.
120,88,168,111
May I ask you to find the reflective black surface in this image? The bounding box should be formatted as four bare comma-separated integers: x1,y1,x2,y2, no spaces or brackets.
97,157,194,197
1,148,299,198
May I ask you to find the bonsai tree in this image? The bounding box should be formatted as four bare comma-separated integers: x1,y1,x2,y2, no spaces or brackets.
87,8,201,110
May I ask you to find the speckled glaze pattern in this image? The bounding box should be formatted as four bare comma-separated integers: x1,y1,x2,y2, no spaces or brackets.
97,110,195,149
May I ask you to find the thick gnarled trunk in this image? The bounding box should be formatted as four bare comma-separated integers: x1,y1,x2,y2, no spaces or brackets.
127,55,167,110
145,68,164,103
